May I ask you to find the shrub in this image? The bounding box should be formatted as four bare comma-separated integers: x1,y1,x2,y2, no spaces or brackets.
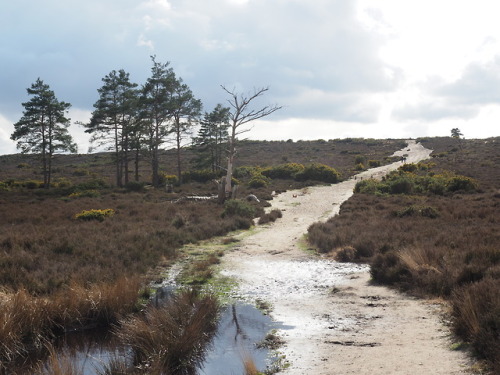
222,199,256,219
399,163,418,173
387,176,415,194
124,181,145,192
368,160,381,167
447,176,478,193
234,166,262,179
17,163,30,169
182,169,217,183
74,209,115,222
294,163,340,183
68,189,100,198
355,163,365,171
262,163,305,179
354,179,380,194
159,173,179,186
354,155,366,164
248,174,270,188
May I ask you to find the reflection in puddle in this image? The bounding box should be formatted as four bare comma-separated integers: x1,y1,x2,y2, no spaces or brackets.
200,303,291,375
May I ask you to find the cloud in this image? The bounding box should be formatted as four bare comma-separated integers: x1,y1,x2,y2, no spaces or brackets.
0,114,16,155
393,58,500,122
435,58,500,105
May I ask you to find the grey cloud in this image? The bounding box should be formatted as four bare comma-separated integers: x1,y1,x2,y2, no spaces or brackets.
393,58,500,122
435,58,500,105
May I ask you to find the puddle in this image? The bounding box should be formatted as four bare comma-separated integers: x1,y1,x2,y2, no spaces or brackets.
29,301,282,375
199,303,290,374
222,259,369,300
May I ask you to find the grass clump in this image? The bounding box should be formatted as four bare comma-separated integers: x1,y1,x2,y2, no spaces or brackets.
116,289,219,374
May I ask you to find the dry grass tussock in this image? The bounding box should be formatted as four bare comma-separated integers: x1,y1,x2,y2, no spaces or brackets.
0,276,141,370
114,289,220,374
308,137,500,373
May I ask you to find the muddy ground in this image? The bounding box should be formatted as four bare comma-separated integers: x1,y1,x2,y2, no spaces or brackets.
222,141,472,374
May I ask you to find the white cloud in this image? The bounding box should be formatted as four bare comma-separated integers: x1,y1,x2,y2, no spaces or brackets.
0,114,16,155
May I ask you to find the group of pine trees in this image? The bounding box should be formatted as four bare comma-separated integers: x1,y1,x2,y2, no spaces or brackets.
11,57,231,189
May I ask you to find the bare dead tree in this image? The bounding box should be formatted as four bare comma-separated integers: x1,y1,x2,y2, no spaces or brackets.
221,85,282,199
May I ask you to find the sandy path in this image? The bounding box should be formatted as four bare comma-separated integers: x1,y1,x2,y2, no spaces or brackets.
222,141,472,374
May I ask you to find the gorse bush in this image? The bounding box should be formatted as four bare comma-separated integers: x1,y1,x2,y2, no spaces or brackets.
294,163,340,183
354,168,478,196
248,173,270,188
261,163,305,179
74,209,115,222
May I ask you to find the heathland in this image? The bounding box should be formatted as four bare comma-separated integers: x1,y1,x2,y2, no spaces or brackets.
0,137,498,374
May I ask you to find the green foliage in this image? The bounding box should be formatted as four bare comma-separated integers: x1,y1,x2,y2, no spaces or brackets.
447,176,478,192
17,163,30,169
294,163,340,183
399,163,418,172
222,199,256,218
248,174,270,188
355,163,365,171
182,169,218,183
355,169,478,196
74,209,115,222
353,179,380,194
368,160,381,167
261,163,305,179
234,166,261,178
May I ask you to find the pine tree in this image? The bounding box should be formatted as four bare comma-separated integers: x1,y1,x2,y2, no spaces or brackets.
193,104,230,172
11,78,76,188
84,69,138,187
170,79,202,181
140,56,177,187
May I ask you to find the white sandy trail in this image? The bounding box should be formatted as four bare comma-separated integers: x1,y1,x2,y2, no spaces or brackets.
222,141,472,374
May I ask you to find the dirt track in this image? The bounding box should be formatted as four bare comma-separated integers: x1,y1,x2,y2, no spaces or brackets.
222,141,472,374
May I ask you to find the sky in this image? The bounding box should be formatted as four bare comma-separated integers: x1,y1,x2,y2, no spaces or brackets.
1,0,499,155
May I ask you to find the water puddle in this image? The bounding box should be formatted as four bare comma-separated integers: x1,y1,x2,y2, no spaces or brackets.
30,301,283,375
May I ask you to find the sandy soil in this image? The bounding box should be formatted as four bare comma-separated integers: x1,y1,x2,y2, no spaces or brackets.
222,141,472,374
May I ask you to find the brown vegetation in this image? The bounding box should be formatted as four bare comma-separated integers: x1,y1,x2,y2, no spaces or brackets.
0,138,404,371
308,137,500,372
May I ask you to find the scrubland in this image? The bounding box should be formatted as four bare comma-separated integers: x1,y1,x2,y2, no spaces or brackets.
0,138,403,372
308,137,500,373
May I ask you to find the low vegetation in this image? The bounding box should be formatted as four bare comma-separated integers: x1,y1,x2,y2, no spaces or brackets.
0,138,406,372
308,137,500,373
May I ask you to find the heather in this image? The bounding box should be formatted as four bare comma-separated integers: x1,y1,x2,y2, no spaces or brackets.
307,137,500,372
